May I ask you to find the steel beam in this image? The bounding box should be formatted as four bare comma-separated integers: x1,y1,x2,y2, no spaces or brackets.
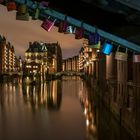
13,0,140,52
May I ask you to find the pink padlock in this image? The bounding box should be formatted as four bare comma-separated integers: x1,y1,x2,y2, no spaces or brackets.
40,1,49,7
133,54,140,63
41,17,56,31
0,0,3,4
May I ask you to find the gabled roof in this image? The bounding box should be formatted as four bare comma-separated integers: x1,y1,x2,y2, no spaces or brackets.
26,41,48,52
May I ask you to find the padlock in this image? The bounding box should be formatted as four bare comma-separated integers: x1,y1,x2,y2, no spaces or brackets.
32,8,40,20
41,17,56,31
75,21,84,39
0,0,3,4
133,54,140,63
75,27,84,39
18,4,27,14
89,32,100,45
16,12,29,21
89,41,101,49
101,42,113,55
7,1,16,11
115,46,128,61
58,21,68,33
65,25,75,34
40,1,49,7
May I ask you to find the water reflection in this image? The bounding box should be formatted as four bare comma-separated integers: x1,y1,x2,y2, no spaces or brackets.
78,82,97,140
0,77,134,140
22,80,62,111
78,82,134,140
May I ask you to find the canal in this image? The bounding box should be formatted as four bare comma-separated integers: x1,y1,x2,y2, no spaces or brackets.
0,76,134,140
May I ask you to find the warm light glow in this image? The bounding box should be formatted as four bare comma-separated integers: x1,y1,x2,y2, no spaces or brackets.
86,118,90,126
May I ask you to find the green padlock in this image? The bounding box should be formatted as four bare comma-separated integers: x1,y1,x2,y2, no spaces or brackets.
16,12,29,21
18,4,27,14
32,8,40,20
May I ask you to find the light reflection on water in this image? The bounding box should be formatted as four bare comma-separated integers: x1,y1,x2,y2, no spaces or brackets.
0,77,134,140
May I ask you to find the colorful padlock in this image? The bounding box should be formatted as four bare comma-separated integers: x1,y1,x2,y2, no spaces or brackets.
41,17,56,31
32,8,40,20
18,4,27,14
133,54,140,63
115,46,128,61
89,41,101,49
40,1,49,7
75,21,84,39
65,25,76,34
0,0,3,4
75,27,84,39
58,21,68,33
58,15,68,33
101,42,113,55
16,12,29,21
89,32,100,45
6,0,16,11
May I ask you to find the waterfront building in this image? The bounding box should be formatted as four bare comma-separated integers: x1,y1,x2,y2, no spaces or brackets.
24,41,62,75
0,35,16,75
63,56,79,72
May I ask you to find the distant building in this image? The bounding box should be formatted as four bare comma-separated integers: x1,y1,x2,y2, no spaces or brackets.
63,56,79,72
15,56,23,74
24,41,62,75
0,35,16,75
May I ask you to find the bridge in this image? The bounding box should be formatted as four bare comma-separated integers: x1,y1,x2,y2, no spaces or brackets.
56,71,85,76
1,0,140,52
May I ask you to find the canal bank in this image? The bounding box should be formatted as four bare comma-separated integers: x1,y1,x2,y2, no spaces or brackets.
84,75,139,140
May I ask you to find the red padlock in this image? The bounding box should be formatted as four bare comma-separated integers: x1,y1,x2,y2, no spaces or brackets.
7,1,16,11
0,0,3,4
75,27,84,39
58,21,68,33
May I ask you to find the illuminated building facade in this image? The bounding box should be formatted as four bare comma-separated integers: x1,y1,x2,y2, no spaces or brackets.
0,35,16,75
24,41,62,75
62,56,79,72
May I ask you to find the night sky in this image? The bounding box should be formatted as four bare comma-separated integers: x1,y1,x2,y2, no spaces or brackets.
0,4,84,59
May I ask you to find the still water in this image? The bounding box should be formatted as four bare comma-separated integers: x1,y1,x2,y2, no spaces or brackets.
0,76,134,140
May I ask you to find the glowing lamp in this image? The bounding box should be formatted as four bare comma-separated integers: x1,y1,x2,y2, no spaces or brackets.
7,1,16,11
75,27,84,39
101,42,113,55
41,18,56,31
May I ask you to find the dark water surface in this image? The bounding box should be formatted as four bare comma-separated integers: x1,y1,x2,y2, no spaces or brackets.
0,76,134,140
